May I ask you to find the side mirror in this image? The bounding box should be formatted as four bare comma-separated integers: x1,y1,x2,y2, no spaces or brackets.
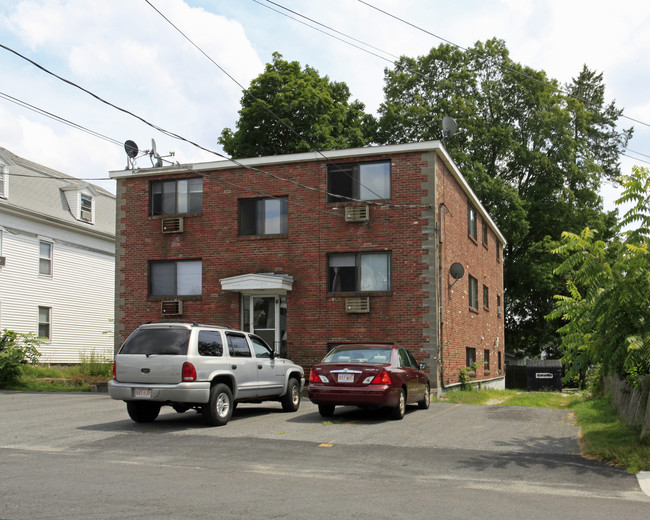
419,363,428,370
270,349,277,359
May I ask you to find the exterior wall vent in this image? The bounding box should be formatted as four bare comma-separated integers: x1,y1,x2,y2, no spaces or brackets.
162,217,184,234
0,256,5,267
161,300,183,316
344,205,370,222
345,297,370,313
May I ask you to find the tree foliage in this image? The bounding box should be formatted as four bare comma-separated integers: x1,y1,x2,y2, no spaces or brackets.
0,329,41,385
548,167,650,387
375,39,631,356
219,52,374,158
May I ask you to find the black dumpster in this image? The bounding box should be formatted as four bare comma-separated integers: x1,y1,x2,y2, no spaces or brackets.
526,360,563,391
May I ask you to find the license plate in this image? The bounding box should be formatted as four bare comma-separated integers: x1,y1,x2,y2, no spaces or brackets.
338,373,354,383
134,388,151,398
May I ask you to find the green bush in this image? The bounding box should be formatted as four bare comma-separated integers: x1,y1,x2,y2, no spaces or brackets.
0,329,41,385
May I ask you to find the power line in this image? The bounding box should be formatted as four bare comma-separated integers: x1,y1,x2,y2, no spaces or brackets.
355,0,650,129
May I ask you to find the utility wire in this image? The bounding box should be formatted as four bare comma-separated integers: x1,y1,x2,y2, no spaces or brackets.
356,0,650,129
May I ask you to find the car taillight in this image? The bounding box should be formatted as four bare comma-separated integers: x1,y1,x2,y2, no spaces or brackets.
309,369,321,383
371,370,391,385
112,361,117,380
182,362,197,382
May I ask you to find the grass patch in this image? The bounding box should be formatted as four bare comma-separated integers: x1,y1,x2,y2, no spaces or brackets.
439,388,649,473
2,359,112,392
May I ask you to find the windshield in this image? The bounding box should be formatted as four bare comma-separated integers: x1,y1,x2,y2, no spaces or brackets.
322,347,392,364
119,328,190,356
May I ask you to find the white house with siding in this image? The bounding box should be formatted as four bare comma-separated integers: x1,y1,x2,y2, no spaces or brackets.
0,147,115,363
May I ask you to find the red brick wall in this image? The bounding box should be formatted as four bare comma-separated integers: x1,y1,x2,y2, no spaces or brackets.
436,155,505,386
114,148,503,388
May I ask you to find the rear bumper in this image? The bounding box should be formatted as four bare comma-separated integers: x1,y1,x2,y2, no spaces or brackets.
308,384,399,407
108,380,211,403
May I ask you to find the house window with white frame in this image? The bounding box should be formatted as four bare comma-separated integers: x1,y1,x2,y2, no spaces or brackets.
327,252,391,293
38,306,51,339
39,241,53,276
80,193,93,222
327,161,391,203
238,197,288,236
149,259,202,297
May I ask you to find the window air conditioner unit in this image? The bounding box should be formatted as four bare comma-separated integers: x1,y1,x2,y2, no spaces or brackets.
80,209,93,222
161,300,183,316
345,297,370,314
497,306,502,316
0,256,5,266
162,217,184,234
344,205,370,222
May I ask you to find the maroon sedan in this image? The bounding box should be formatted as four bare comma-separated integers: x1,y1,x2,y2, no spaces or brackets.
308,344,431,419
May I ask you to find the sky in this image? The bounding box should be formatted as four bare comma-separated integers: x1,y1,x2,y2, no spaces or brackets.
1,0,649,214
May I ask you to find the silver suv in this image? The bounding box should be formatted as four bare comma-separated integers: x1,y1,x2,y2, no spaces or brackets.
108,322,304,426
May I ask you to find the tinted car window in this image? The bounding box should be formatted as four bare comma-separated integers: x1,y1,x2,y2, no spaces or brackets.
227,333,252,358
398,348,415,368
249,335,272,358
198,330,223,357
119,328,190,356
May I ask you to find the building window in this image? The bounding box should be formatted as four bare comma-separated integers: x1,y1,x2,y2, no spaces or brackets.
151,178,202,216
482,221,488,245
468,275,478,310
497,294,502,316
496,240,501,262
238,197,288,236
483,284,489,309
39,241,52,276
150,260,202,297
467,202,477,240
498,351,502,371
80,194,93,222
0,164,7,199
466,347,476,367
38,306,51,339
327,161,391,203
484,349,490,370
328,252,391,293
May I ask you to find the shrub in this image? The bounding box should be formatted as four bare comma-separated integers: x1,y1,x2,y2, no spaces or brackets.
0,329,41,385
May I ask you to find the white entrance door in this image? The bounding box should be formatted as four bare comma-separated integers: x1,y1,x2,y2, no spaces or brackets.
242,295,287,356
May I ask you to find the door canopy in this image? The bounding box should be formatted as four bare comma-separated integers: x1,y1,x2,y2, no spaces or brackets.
220,273,294,295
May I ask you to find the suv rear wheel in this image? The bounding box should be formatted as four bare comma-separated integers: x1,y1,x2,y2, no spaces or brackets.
126,401,161,423
203,383,233,426
280,378,301,412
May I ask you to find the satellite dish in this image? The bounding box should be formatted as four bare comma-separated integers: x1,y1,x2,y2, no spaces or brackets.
442,116,458,139
450,262,465,280
150,138,163,167
124,140,138,159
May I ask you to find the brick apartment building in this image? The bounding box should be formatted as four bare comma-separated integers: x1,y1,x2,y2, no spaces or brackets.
110,141,506,392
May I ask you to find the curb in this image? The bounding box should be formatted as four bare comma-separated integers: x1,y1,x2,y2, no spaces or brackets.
638,471,650,498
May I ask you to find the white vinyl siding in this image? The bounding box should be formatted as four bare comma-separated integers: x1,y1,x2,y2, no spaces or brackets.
0,225,114,363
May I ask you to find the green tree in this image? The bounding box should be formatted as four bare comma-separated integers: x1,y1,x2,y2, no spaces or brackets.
548,166,650,387
219,52,375,158
376,39,630,357
0,329,41,385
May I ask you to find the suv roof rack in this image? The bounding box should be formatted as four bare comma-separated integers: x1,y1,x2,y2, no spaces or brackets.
144,320,232,329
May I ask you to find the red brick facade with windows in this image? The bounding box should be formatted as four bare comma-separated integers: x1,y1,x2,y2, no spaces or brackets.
111,141,505,391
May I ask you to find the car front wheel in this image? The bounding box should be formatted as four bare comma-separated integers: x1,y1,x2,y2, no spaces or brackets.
203,383,233,426
126,401,161,423
280,378,301,412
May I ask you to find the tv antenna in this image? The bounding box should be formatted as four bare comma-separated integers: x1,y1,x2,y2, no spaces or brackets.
123,138,177,170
